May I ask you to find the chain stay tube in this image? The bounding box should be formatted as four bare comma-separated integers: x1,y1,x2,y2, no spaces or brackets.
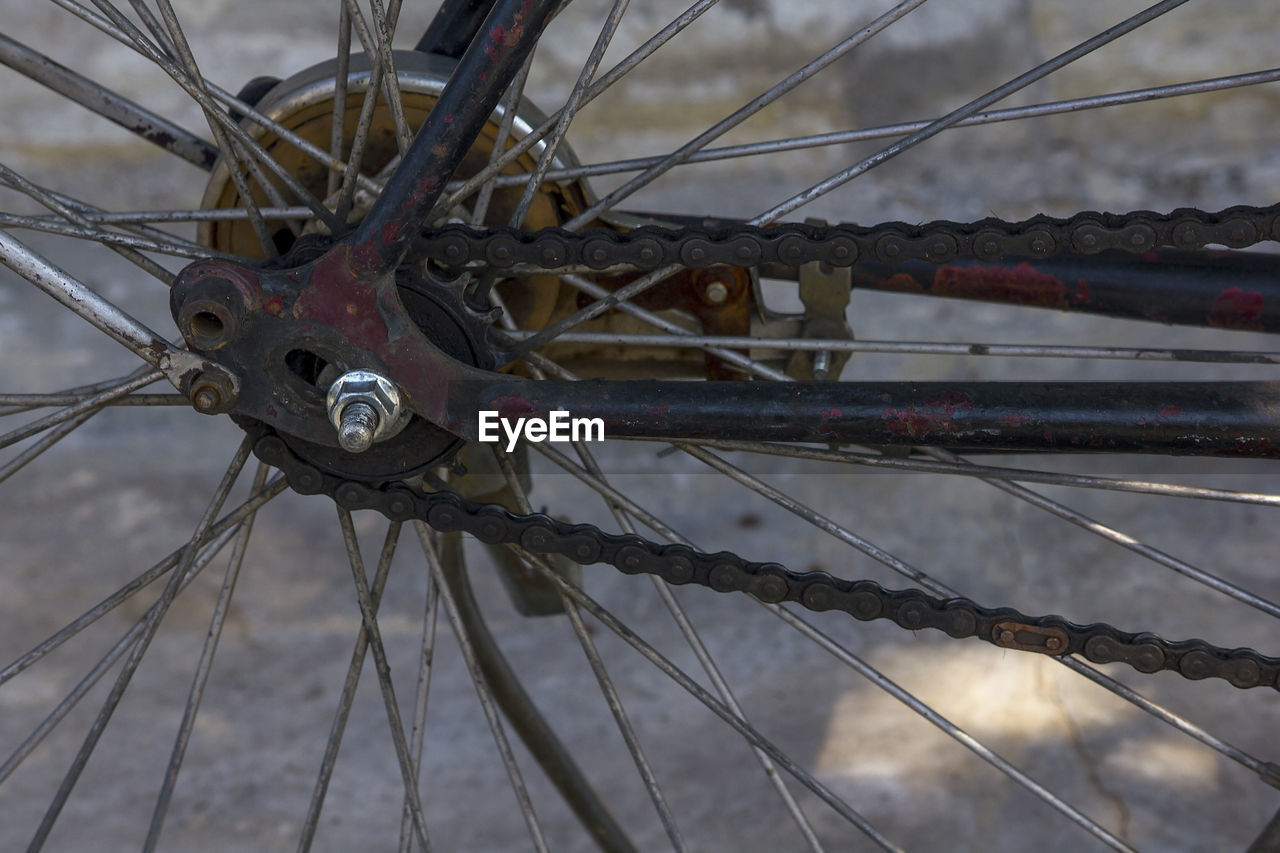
247,424,1280,692
459,379,1280,456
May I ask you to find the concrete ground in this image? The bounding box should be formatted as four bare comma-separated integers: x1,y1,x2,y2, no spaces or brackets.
3,1,1280,850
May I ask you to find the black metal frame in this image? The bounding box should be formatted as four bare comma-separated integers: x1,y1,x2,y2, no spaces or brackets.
6,0,1280,457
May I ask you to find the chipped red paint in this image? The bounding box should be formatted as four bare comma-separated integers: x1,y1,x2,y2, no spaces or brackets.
1074,278,1090,304
1000,413,1032,428
880,392,976,438
294,252,389,346
1209,286,1264,330
1160,404,1183,419
932,262,1070,308
381,220,405,247
923,391,974,414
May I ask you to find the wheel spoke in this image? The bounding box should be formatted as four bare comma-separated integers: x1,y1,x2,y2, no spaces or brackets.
674,440,1280,508
414,522,550,853
335,510,432,851
492,446,685,850
328,1,353,198
334,19,391,223
500,330,1280,367
0,410,98,485
1058,656,1280,786
770,607,1135,851
142,461,269,853
567,440,825,852
0,476,286,687
54,0,379,197
0,393,184,413
30,184,233,256
437,0,725,213
509,0,630,229
364,0,413,153
681,441,958,593
297,516,407,853
481,68,1280,186
471,51,535,227
0,513,245,786
0,162,179,284
26,437,252,851
513,548,902,851
397,535,440,853
504,273,792,378
750,0,1193,225
145,0,281,258
425,518,640,852
121,0,180,61
0,368,162,452
559,0,930,231
0,229,204,382
0,32,215,169
74,0,341,235
670,441,1280,784
536,438,1267,846
0,212,224,262
919,447,1280,619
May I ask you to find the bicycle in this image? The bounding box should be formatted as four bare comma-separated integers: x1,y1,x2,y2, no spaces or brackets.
2,0,1280,849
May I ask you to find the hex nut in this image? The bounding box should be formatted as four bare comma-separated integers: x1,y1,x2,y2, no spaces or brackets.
187,370,237,415
326,369,407,444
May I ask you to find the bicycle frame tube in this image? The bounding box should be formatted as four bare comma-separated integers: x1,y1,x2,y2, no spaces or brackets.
454,378,1280,456
416,0,500,58
345,0,559,277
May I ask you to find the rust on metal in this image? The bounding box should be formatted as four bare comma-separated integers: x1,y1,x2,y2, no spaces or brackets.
931,261,1085,308
991,620,1070,655
574,265,755,380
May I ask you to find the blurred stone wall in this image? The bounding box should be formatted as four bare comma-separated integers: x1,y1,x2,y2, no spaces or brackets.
2,0,1278,221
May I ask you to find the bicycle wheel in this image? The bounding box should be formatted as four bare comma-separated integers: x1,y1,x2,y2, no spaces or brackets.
3,0,1280,850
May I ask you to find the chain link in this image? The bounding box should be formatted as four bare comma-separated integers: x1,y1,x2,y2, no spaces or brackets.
249,427,1280,691
420,202,1280,271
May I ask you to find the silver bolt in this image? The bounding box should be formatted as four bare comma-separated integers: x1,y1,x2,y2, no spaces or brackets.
337,401,379,453
704,281,729,304
326,369,406,453
811,350,831,380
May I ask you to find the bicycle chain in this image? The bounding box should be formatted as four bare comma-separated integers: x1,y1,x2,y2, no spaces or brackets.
419,202,1280,271
257,201,1280,691
248,426,1280,691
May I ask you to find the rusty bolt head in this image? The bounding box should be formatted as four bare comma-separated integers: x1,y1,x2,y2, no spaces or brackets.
703,281,729,304
997,629,1016,645
193,386,221,413
326,369,407,451
1044,637,1063,652
187,371,236,415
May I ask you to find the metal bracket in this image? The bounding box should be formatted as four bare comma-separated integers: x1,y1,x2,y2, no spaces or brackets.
787,218,853,381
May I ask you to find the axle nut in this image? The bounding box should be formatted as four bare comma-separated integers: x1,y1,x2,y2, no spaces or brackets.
326,369,407,453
